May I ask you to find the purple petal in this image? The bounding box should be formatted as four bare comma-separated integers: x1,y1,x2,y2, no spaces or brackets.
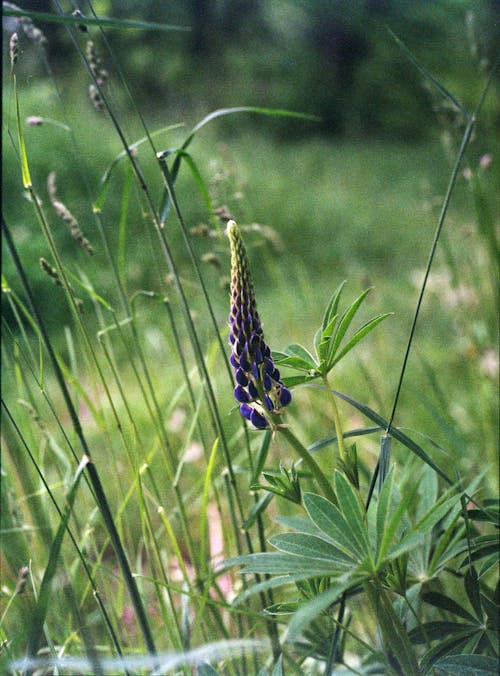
239,403,253,421
234,385,250,403
279,386,292,407
248,382,258,399
235,368,248,386
263,372,272,391
239,355,251,371
230,354,239,369
250,408,268,429
264,394,274,411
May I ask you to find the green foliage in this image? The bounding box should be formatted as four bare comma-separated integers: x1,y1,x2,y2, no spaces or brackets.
2,3,498,675
273,281,392,385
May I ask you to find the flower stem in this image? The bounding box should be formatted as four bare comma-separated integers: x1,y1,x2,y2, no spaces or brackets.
277,426,337,505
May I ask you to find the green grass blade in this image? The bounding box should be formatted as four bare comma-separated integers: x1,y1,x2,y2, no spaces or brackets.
14,79,31,189
387,28,467,115
25,456,89,663
3,7,190,32
199,439,220,578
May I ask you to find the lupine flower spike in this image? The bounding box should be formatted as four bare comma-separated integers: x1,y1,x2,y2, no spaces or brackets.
227,220,292,429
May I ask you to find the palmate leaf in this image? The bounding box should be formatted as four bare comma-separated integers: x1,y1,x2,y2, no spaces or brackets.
409,621,479,644
433,654,500,675
327,312,393,369
421,592,476,623
334,472,370,555
322,281,347,331
303,492,369,562
419,630,486,674
272,345,317,372
270,532,354,569
227,551,343,576
325,288,372,368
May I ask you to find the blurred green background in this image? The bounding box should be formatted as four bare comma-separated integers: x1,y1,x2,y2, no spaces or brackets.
2,0,498,459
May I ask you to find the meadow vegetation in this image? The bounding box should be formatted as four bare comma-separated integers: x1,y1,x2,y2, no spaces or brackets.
1,2,498,674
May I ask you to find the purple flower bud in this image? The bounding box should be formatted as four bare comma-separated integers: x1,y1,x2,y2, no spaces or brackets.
248,382,258,399
264,394,274,411
235,368,248,386
250,408,268,429
239,403,254,421
263,372,272,392
279,386,292,407
234,385,250,403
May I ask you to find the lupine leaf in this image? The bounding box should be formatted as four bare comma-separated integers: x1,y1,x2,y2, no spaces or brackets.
326,288,372,368
480,593,499,631
270,533,354,568
422,591,476,623
321,280,347,331
370,586,420,676
265,603,299,615
414,494,461,534
385,533,424,562
409,621,477,644
433,654,499,675
329,313,392,368
26,456,89,660
229,551,343,576
375,468,396,555
330,389,454,484
419,631,480,674
376,479,416,566
274,515,326,538
334,472,370,556
465,567,483,620
462,534,500,566
479,553,499,579
281,374,317,387
303,492,367,560
467,505,499,525
272,354,316,372
317,314,339,362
